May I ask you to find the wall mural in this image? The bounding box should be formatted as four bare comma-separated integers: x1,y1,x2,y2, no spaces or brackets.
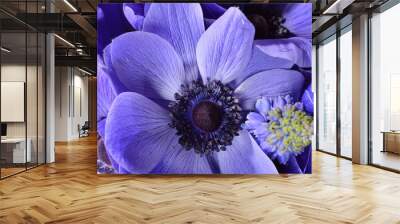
97,3,313,174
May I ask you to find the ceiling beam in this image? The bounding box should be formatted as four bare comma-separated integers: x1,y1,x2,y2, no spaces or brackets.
67,13,97,46
55,55,96,72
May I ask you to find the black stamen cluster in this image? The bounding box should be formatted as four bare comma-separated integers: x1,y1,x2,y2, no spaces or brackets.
267,16,290,38
247,14,292,39
168,80,243,155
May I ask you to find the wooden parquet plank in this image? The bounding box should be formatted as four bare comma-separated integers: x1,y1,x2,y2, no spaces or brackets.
0,135,400,224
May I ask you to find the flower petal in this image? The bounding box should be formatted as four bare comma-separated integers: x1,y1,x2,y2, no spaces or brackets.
282,3,312,39
123,3,145,30
151,150,214,174
235,69,305,110
110,32,186,101
302,84,314,115
255,37,312,68
255,97,272,116
103,45,128,94
98,138,112,167
97,56,117,125
244,112,266,130
197,7,255,84
97,51,127,138
102,44,128,94
295,145,312,174
232,46,294,87
247,112,265,122
204,18,215,29
98,119,106,139
97,4,132,56
199,4,226,29
143,3,204,82
213,130,278,174
201,3,226,19
299,67,312,85
124,3,144,16
118,166,134,174
105,92,180,173
275,155,303,174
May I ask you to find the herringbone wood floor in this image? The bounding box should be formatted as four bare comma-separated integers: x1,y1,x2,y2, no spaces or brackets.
1,136,400,224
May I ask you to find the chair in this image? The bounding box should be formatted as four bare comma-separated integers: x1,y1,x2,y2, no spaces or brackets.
79,121,90,138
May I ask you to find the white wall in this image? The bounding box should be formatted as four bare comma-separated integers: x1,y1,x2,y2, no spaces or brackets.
55,67,89,141
1,64,38,138
69,73,89,139
1,82,25,122
55,66,69,141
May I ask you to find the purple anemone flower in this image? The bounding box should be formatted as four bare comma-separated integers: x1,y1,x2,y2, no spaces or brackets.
244,95,313,165
100,3,306,174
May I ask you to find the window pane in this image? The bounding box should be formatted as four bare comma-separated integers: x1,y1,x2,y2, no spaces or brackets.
340,28,352,158
1,30,28,177
318,37,337,154
27,31,38,169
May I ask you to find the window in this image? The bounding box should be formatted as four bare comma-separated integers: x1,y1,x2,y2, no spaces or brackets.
317,36,337,154
370,2,400,171
339,27,352,158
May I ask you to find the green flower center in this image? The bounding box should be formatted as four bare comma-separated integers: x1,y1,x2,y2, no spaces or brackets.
266,104,313,154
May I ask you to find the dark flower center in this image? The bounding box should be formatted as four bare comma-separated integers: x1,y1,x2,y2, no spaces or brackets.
169,80,242,154
242,6,294,39
248,14,290,39
192,101,223,132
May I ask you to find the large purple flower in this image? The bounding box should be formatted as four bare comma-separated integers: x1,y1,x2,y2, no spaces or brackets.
100,4,306,174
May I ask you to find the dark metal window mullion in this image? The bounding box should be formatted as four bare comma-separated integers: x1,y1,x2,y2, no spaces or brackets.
25,0,28,171
36,0,39,168
367,10,373,165
336,25,342,157
44,13,47,164
315,44,320,151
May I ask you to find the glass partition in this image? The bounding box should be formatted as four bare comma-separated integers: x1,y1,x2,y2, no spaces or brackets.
1,30,28,177
0,1,46,179
339,27,352,158
317,35,337,154
27,31,38,169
